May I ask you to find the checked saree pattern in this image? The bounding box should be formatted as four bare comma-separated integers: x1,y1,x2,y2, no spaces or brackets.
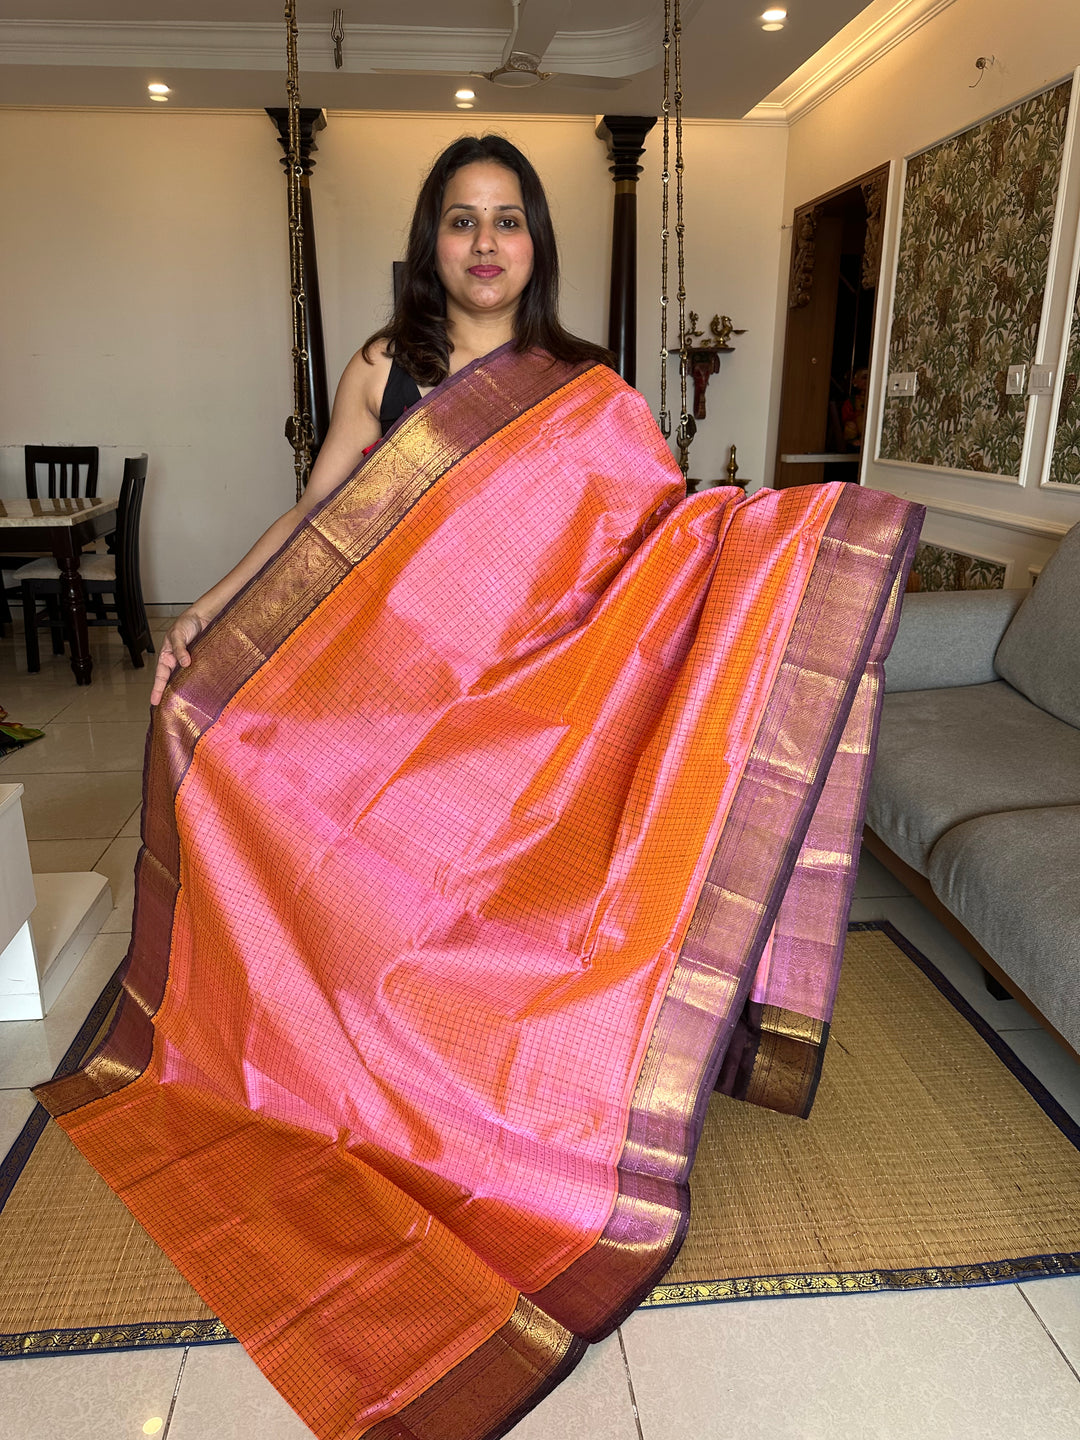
36,347,921,1440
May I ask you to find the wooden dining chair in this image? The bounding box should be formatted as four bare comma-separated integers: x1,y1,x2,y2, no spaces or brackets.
2,446,104,629
15,455,154,671
24,445,100,499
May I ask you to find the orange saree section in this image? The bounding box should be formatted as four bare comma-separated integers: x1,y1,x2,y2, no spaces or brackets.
35,350,922,1440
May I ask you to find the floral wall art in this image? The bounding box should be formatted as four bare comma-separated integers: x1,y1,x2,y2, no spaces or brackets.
907,542,1007,592
880,80,1073,475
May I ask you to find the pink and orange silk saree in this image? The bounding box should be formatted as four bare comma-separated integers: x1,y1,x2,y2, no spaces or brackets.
36,346,921,1440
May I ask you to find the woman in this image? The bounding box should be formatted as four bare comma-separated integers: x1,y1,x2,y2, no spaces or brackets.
41,135,921,1440
150,134,609,708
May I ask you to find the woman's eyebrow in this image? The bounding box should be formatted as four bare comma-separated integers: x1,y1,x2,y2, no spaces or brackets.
443,202,525,214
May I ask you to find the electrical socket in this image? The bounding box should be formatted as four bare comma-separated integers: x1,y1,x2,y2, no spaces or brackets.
1028,364,1055,395
1005,364,1027,395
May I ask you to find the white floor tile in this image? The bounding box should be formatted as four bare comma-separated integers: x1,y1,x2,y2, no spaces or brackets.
26,838,109,873
622,1284,1080,1440
0,679,77,729
0,721,150,774
1002,1027,1080,1125
120,803,143,838
90,835,140,919
168,1332,639,1440
0,1345,183,1440
167,1344,312,1440
15,770,144,840
0,929,127,1089
0,1087,37,1158
510,1332,638,1440
1020,1277,1080,1378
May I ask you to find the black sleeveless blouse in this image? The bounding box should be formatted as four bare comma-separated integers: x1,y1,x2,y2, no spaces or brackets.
378,360,423,436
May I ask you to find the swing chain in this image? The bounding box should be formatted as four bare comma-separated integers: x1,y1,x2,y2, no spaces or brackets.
658,0,672,440
659,0,692,473
285,0,314,501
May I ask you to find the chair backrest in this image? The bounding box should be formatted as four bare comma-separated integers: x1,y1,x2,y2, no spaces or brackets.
25,445,100,500
114,454,149,641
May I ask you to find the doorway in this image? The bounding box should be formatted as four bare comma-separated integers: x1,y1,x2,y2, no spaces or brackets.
773,164,889,489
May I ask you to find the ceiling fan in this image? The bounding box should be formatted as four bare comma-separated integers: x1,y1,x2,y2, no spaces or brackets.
374,0,630,92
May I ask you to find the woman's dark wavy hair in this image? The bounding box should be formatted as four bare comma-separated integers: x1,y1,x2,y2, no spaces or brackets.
362,134,611,385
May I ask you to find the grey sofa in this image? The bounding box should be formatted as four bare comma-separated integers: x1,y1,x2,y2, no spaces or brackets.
864,522,1080,1058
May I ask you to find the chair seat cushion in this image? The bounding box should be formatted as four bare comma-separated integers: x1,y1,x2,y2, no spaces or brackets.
928,805,1080,1053
866,680,1080,874
14,556,115,583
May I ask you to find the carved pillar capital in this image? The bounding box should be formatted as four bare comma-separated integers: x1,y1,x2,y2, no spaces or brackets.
596,115,658,186
265,107,327,174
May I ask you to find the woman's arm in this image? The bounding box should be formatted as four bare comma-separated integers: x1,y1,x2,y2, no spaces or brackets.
150,349,390,705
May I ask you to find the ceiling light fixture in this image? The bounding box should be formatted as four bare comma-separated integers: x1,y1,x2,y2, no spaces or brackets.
761,7,787,18
456,101,475,110
147,82,170,95
454,88,475,101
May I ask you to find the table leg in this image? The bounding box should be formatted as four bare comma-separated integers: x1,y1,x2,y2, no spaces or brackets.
58,554,93,685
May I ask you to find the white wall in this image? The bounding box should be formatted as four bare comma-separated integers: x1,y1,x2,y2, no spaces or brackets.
0,109,295,608
1,106,789,604
779,0,1080,577
634,119,789,491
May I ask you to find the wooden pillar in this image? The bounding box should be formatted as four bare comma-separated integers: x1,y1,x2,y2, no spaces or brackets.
266,107,331,452
596,115,657,387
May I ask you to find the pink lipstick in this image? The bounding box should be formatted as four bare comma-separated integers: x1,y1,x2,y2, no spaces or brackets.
468,266,503,278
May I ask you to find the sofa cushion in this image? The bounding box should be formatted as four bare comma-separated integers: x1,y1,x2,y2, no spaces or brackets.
928,805,1080,1054
865,680,1080,874
995,521,1080,727
884,589,1025,693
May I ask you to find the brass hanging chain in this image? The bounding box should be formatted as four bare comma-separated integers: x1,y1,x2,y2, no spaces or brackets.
658,0,672,440
672,0,695,476
285,0,313,501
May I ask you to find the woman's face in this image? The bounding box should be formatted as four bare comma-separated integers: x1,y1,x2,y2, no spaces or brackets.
435,161,535,328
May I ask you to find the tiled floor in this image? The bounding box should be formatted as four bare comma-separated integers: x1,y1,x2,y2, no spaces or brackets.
1,627,1078,1439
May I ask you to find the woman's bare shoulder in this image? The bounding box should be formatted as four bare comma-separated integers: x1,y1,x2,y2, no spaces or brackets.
338,342,393,420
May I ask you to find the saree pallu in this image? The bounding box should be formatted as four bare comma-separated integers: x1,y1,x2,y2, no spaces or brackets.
36,346,921,1440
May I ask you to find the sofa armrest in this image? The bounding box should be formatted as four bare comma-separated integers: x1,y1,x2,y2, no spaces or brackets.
884,589,1028,692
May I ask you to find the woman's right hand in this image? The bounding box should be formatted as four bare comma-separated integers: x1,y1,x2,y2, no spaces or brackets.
150,609,205,707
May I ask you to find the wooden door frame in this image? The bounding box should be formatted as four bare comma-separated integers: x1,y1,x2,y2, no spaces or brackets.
773,162,891,490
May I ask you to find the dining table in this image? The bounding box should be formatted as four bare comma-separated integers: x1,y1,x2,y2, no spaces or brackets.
0,494,119,685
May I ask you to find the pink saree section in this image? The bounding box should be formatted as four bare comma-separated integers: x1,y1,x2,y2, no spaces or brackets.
36,347,922,1440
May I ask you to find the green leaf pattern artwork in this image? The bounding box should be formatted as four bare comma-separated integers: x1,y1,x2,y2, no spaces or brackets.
909,542,1006,592
880,81,1073,475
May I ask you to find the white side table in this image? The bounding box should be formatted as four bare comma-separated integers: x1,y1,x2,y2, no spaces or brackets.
0,782,112,1021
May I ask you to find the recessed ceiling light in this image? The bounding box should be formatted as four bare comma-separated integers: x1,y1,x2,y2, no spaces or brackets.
456,101,475,110
149,94,169,102
455,88,475,100
761,7,787,18
147,82,170,95
761,20,784,30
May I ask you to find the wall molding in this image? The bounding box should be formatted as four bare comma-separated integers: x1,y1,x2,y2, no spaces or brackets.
889,489,1072,537
746,0,959,125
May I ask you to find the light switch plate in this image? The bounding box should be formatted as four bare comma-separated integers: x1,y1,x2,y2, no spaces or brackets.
887,371,918,397
1029,364,1055,395
1005,363,1027,395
